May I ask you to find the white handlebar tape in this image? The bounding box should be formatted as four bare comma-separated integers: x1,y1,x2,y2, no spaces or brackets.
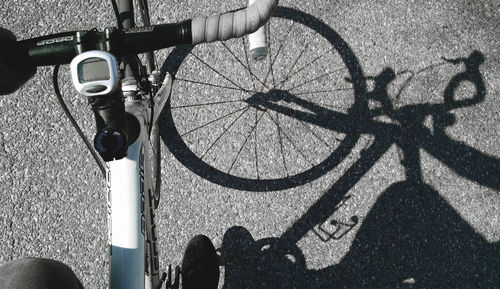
248,0,268,60
191,0,278,44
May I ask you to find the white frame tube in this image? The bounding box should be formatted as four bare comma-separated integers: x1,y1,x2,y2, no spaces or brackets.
108,135,146,289
107,74,172,289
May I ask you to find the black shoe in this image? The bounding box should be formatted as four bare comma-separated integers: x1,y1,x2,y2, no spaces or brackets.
181,234,220,289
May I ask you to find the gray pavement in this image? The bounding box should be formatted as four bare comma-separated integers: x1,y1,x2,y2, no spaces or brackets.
1,0,499,288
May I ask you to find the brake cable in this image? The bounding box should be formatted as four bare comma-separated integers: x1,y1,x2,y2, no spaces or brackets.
53,65,106,178
110,0,123,30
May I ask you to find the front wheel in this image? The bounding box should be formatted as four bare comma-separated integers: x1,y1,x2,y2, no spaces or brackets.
162,6,366,191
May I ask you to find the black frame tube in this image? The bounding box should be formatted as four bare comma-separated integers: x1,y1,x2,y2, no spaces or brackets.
116,0,138,81
116,0,135,29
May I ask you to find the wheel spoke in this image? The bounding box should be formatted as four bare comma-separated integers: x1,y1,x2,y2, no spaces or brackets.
262,20,296,87
222,41,268,90
298,120,334,150
277,41,311,89
201,107,251,159
275,112,289,177
254,109,260,179
190,52,250,93
181,105,249,137
175,77,257,94
266,23,276,87
277,48,336,88
228,110,266,174
171,99,247,109
265,110,315,167
287,67,347,92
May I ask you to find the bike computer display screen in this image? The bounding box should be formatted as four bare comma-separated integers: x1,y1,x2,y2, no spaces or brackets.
78,57,110,83
71,50,119,96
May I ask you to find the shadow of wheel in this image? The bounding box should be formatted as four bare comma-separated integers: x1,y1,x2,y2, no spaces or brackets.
159,6,367,191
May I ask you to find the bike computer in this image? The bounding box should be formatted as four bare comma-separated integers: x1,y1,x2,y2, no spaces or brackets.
70,50,119,97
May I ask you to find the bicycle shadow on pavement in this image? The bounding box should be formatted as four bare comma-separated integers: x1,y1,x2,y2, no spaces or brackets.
217,50,500,288
155,7,499,286
159,6,367,191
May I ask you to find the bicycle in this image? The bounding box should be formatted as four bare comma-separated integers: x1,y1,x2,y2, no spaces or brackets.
2,0,279,288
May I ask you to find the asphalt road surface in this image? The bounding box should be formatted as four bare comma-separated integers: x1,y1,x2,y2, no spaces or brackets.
1,0,499,288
